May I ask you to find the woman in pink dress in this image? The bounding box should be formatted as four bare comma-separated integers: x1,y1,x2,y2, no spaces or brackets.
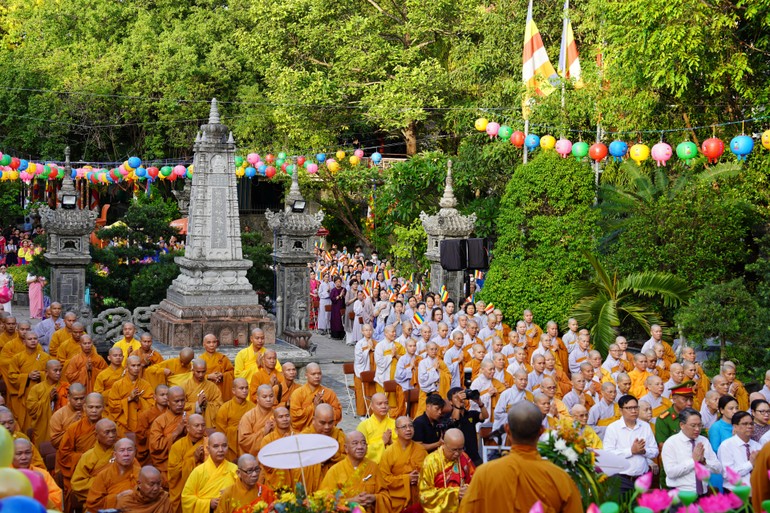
26,273,45,319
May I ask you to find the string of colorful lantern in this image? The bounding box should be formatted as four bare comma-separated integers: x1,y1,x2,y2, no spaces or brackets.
233,149,384,178
474,118,770,165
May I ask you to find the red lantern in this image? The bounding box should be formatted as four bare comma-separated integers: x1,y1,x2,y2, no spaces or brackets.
297,156,306,166
265,154,275,164
147,167,159,179
167,171,178,181
9,157,19,170
589,142,609,162
281,162,288,172
511,131,525,148
265,165,276,178
48,168,58,180
701,137,724,164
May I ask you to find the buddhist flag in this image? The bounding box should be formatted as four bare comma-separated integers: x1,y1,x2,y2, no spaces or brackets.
413,312,425,326
485,303,495,314
440,285,449,303
522,0,559,118
474,270,484,280
558,0,583,87
399,283,409,294
383,268,392,282
389,291,398,303
414,283,422,298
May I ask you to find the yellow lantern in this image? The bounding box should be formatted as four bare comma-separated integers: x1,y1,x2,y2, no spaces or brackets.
349,155,360,166
474,118,489,132
540,135,556,150
762,130,770,150
336,150,346,160
630,143,650,165
327,160,340,173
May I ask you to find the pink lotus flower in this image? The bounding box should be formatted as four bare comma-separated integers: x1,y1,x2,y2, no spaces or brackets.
587,504,600,513
529,501,544,513
725,466,743,486
638,489,673,513
725,492,743,510
668,489,681,505
676,505,700,513
694,461,711,482
698,494,733,513
635,472,653,493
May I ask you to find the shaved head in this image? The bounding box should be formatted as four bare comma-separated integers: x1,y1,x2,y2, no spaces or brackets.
179,348,194,364
506,401,543,443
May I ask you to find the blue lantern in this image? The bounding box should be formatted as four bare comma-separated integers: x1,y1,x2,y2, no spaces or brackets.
245,166,257,178
18,159,28,171
316,153,327,163
730,135,754,161
371,152,382,164
128,156,142,169
525,134,540,151
258,164,267,176
135,167,147,177
609,140,628,162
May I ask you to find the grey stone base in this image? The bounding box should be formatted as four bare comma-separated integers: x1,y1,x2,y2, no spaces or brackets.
151,299,276,347
282,329,313,350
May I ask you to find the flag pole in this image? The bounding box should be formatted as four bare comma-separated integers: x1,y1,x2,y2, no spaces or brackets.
524,119,529,164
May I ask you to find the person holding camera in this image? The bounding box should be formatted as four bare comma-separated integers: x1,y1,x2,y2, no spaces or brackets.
443,387,488,465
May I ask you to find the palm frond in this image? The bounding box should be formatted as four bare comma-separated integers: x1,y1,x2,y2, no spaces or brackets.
618,272,691,307
591,298,620,354
581,250,616,297
696,162,743,183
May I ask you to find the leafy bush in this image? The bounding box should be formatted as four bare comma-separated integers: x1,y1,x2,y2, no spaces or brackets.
480,151,600,327
5,264,29,293
242,232,275,298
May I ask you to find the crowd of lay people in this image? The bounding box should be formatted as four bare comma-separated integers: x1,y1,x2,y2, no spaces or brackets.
5,294,770,513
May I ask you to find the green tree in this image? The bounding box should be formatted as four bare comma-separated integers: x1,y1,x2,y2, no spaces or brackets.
571,252,691,354
479,151,600,328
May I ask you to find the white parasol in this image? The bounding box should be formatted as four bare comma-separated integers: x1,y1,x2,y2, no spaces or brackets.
258,434,340,489
593,449,630,476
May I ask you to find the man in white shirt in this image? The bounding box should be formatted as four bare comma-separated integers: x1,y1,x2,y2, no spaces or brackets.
661,408,721,494
718,411,760,491
603,395,659,493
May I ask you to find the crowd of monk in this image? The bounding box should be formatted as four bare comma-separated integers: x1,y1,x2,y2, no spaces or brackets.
3,300,770,513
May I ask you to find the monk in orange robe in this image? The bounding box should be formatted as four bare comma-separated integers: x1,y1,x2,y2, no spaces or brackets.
47,312,77,359
215,378,255,462
0,406,45,468
0,318,24,391
26,359,69,443
107,355,155,434
248,349,283,402
300,404,347,494
115,466,172,513
146,348,194,389
168,414,208,513
377,416,427,513
320,431,379,512
181,359,223,428
6,331,50,431
273,362,299,409
56,321,87,365
49,383,86,448
136,385,169,464
289,363,342,432
64,334,108,393
257,407,298,491
86,437,142,512
238,384,275,456
200,333,234,402
71,418,119,504
0,315,21,351
12,438,62,510
148,386,187,484
129,332,165,379
95,347,127,393
215,454,275,513
57,392,106,495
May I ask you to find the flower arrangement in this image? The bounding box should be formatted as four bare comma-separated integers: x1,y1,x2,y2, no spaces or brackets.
538,417,608,507
231,484,364,513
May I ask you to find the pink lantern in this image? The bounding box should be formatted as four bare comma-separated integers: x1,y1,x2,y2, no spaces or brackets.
174,165,186,176
354,149,364,158
307,163,319,174
651,142,673,167
485,122,500,138
555,138,573,158
247,153,260,165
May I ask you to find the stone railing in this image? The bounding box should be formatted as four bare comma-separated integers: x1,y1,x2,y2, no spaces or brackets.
90,304,159,349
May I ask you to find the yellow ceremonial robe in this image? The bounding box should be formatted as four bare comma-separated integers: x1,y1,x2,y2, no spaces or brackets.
56,339,84,366
201,351,235,402
71,442,115,503
248,367,284,403
49,327,74,359
64,351,108,393
86,461,142,512
6,347,50,431
107,375,155,434
628,369,653,399
113,337,142,364
237,405,274,456
169,436,209,513
26,379,67,444
300,425,347,494
419,450,473,513
136,405,166,464
148,411,185,482
94,365,126,393
320,457,380,512
0,331,20,351
234,346,281,384
181,378,223,427
181,458,237,513
146,359,193,389
289,383,342,433
48,405,81,448
356,414,396,464
215,480,275,513
129,346,165,379
257,429,299,491
377,440,427,513
215,398,255,461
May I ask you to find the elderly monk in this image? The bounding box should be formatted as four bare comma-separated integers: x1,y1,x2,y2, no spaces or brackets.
182,358,223,427
129,332,165,378
356,392,396,463
137,385,170,464
201,333,235,402
215,378,255,461
6,331,50,431
56,322,87,364
48,311,77,359
459,402,581,513
86,437,142,511
290,363,342,432
146,348,195,389
274,361,299,409
26,359,68,443
0,407,45,468
49,383,86,447
181,432,238,513
419,428,475,513
234,328,282,384
95,347,126,393
108,355,155,434
12,438,62,509
71,418,119,504
113,322,142,362
249,348,283,402
116,466,172,513
169,414,209,513
257,407,298,490
320,431,379,512
300,403,347,493
64,334,107,392
238,384,275,456
377,416,427,513
570,404,603,450
215,454,276,513
149,386,187,484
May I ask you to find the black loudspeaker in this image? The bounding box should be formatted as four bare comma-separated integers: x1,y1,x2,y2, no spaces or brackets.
440,239,467,271
466,238,489,270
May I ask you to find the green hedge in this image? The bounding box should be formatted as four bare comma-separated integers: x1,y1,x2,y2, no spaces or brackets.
6,264,29,293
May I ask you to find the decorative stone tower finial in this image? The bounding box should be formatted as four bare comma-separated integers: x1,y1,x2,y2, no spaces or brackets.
438,159,457,210
59,146,76,197
209,98,220,124
284,168,304,213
